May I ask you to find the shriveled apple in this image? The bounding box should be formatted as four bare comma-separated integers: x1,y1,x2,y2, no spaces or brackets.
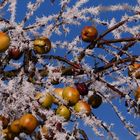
75,82,88,96
33,37,51,54
8,47,22,60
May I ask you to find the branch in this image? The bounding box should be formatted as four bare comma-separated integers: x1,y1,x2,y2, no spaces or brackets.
110,41,136,62
98,78,125,97
94,55,138,73
42,55,80,69
98,37,140,45
99,91,138,136
97,19,128,40
23,2,67,31
91,112,117,139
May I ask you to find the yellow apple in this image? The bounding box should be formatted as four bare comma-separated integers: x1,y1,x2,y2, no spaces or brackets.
128,63,140,79
74,100,91,115
9,119,21,134
134,87,140,101
56,105,71,121
35,92,53,108
62,86,80,105
19,114,38,134
0,32,10,52
53,88,63,104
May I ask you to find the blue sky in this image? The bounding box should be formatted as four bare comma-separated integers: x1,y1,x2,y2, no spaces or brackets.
1,0,140,139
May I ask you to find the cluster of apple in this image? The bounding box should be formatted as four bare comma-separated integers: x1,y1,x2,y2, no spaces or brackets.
0,114,38,140
0,31,52,59
35,83,102,121
0,25,98,56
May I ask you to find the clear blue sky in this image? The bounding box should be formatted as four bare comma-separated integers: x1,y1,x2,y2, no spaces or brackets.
2,0,140,140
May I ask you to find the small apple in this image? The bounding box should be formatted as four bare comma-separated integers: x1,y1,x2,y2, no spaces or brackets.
56,105,71,121
9,119,21,134
0,115,9,129
74,100,91,115
35,92,53,108
0,32,10,52
128,63,140,79
135,71,140,79
62,87,80,105
19,113,38,134
81,26,98,42
75,82,88,96
88,94,102,108
134,87,140,101
53,88,63,104
129,63,140,71
8,47,22,60
33,37,51,54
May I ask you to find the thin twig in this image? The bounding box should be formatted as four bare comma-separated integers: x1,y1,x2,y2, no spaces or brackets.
97,19,128,40
94,55,138,73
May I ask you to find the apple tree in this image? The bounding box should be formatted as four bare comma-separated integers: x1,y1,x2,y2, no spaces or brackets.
0,0,140,140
